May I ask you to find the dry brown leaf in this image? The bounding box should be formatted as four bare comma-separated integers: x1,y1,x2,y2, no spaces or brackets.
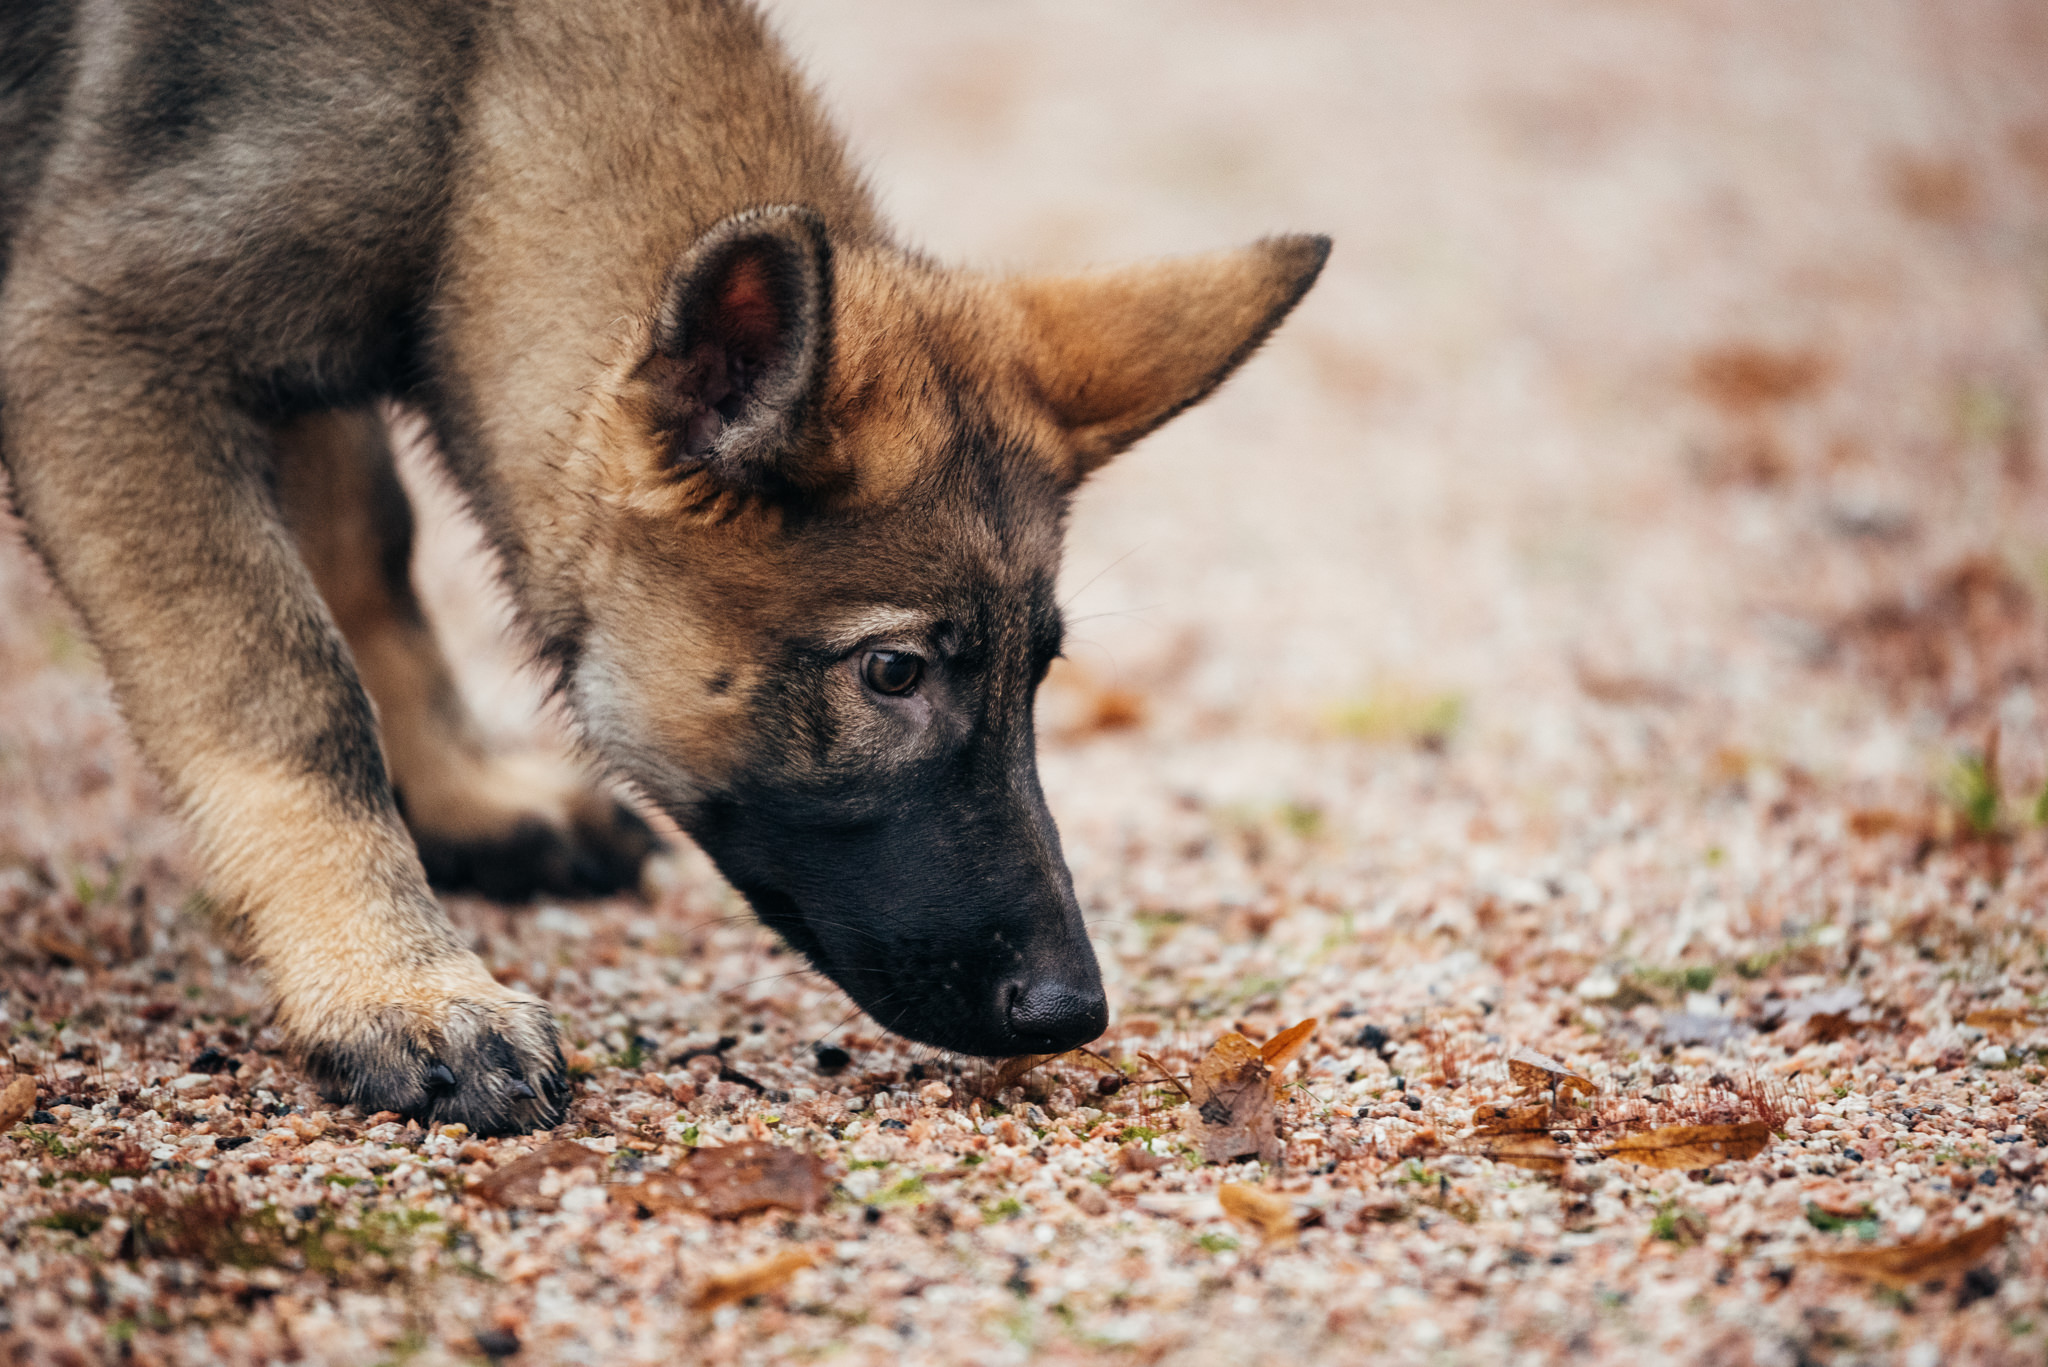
622,1141,828,1220
1766,986,1871,1043
1964,1007,2042,1036
693,1247,817,1311
1258,1018,1317,1073
1218,1182,1298,1245
1473,1103,1552,1136
1397,1125,1442,1159
1599,1121,1771,1169
0,1074,36,1130
1574,662,1686,708
33,931,94,967
1116,1142,1170,1174
1689,344,1831,413
1847,808,1928,840
1809,1217,2013,1289
1190,1032,1279,1165
986,1052,1060,1096
470,1140,606,1210
1042,659,1150,739
1474,1132,1569,1176
1506,1047,1594,1100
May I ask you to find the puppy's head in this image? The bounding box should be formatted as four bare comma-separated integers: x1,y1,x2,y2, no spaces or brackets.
569,208,1327,1056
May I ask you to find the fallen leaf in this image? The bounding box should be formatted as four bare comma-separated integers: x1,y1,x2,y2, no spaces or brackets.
1042,659,1149,739
1574,662,1685,708
1116,1142,1170,1174
1397,1125,1442,1159
1689,344,1831,413
1964,1007,2042,1036
622,1141,828,1219
1258,1018,1317,1073
33,931,94,967
1599,1121,1772,1169
1473,1103,1552,1136
1506,1048,1594,1100
1473,1132,1568,1176
1847,808,1927,840
1218,1182,1298,1245
986,1052,1060,1096
1764,986,1871,1043
1809,1217,2013,1289
0,1074,36,1129
1190,1033,1279,1164
693,1247,817,1311
470,1140,606,1210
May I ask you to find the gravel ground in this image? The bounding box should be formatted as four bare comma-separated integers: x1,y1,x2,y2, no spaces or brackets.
7,2,2048,1363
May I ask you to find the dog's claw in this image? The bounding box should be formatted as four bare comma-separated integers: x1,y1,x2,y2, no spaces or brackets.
305,995,566,1136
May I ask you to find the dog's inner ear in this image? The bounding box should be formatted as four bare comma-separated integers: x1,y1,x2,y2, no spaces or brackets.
639,208,832,486
1005,234,1330,479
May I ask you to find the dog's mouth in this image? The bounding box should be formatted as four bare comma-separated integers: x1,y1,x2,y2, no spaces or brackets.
735,882,1106,1057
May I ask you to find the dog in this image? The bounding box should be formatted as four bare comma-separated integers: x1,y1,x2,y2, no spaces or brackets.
0,0,1327,1133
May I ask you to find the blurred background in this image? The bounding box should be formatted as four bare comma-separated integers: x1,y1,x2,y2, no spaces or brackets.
745,0,2048,818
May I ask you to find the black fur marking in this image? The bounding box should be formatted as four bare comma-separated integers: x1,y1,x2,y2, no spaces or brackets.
300,999,567,1137
669,425,1105,1057
0,0,76,283
410,800,657,903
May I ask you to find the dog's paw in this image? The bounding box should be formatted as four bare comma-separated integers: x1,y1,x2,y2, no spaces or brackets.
301,991,570,1136
402,751,660,902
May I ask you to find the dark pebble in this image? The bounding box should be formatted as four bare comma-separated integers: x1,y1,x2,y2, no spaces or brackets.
1957,1266,2000,1309
475,1328,521,1359
190,1046,240,1075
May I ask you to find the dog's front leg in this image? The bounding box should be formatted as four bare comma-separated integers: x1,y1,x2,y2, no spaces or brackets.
0,329,567,1135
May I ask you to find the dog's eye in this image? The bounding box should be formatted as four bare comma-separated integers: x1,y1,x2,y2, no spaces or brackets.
861,650,924,696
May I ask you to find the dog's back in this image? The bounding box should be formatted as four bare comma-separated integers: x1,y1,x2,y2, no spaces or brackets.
0,0,74,282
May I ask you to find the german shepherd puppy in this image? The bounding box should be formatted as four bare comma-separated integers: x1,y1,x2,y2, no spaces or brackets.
0,0,1327,1133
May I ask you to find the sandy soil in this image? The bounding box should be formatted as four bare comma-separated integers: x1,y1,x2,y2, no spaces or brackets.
6,2,2048,1363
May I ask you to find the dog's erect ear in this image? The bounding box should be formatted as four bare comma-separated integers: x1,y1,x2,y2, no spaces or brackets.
1006,234,1330,478
635,207,833,491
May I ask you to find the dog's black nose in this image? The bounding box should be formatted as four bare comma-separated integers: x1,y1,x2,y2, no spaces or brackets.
1003,975,1108,1052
